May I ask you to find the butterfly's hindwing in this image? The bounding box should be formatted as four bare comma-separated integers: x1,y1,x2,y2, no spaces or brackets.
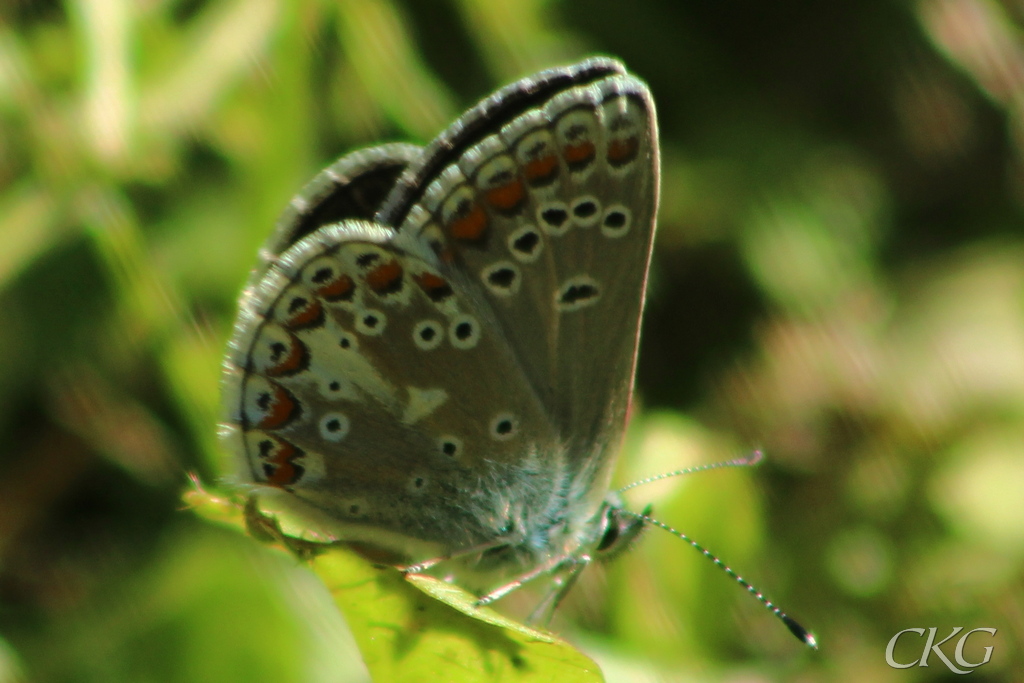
227,221,561,556
253,144,422,280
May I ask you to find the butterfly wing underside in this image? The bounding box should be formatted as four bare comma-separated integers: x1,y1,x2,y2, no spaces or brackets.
222,58,658,566
379,59,658,511
244,143,422,285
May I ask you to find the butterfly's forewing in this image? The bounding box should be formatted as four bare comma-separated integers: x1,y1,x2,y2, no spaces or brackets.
377,58,629,228
247,143,422,285
546,79,657,498
381,61,658,506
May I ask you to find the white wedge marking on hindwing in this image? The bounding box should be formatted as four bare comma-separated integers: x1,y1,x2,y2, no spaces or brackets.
403,387,448,425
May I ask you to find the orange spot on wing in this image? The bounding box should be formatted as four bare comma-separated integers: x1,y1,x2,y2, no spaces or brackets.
266,462,297,486
256,383,297,430
607,137,639,165
523,155,558,184
485,178,525,212
265,334,306,377
282,297,322,329
563,141,595,166
366,259,403,294
415,272,446,290
261,436,302,487
413,272,454,301
316,273,354,301
448,203,488,242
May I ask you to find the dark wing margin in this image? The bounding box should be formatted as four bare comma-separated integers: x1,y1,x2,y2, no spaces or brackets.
264,143,423,258
377,58,627,228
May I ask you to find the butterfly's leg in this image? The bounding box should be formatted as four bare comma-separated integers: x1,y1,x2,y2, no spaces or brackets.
397,534,526,575
475,551,589,607
525,559,589,625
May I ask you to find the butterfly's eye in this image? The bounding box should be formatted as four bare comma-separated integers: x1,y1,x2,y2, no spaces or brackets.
594,506,647,561
596,521,620,552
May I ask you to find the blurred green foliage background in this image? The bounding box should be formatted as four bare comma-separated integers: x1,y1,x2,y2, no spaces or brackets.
2,0,1023,680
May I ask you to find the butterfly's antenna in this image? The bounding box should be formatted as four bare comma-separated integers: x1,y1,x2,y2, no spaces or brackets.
620,506,818,650
617,449,764,494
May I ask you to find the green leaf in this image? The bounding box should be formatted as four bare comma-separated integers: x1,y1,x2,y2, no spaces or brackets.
186,486,604,682
313,550,603,683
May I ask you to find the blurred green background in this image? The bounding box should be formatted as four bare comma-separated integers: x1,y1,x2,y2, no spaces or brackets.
2,0,1023,680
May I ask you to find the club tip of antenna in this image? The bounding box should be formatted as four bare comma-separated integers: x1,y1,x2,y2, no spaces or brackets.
782,614,818,650
746,449,765,466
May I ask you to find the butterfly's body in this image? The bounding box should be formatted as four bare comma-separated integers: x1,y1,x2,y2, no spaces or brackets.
221,58,658,604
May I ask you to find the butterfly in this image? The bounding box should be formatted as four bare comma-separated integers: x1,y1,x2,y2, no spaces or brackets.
220,56,655,615
220,57,814,645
